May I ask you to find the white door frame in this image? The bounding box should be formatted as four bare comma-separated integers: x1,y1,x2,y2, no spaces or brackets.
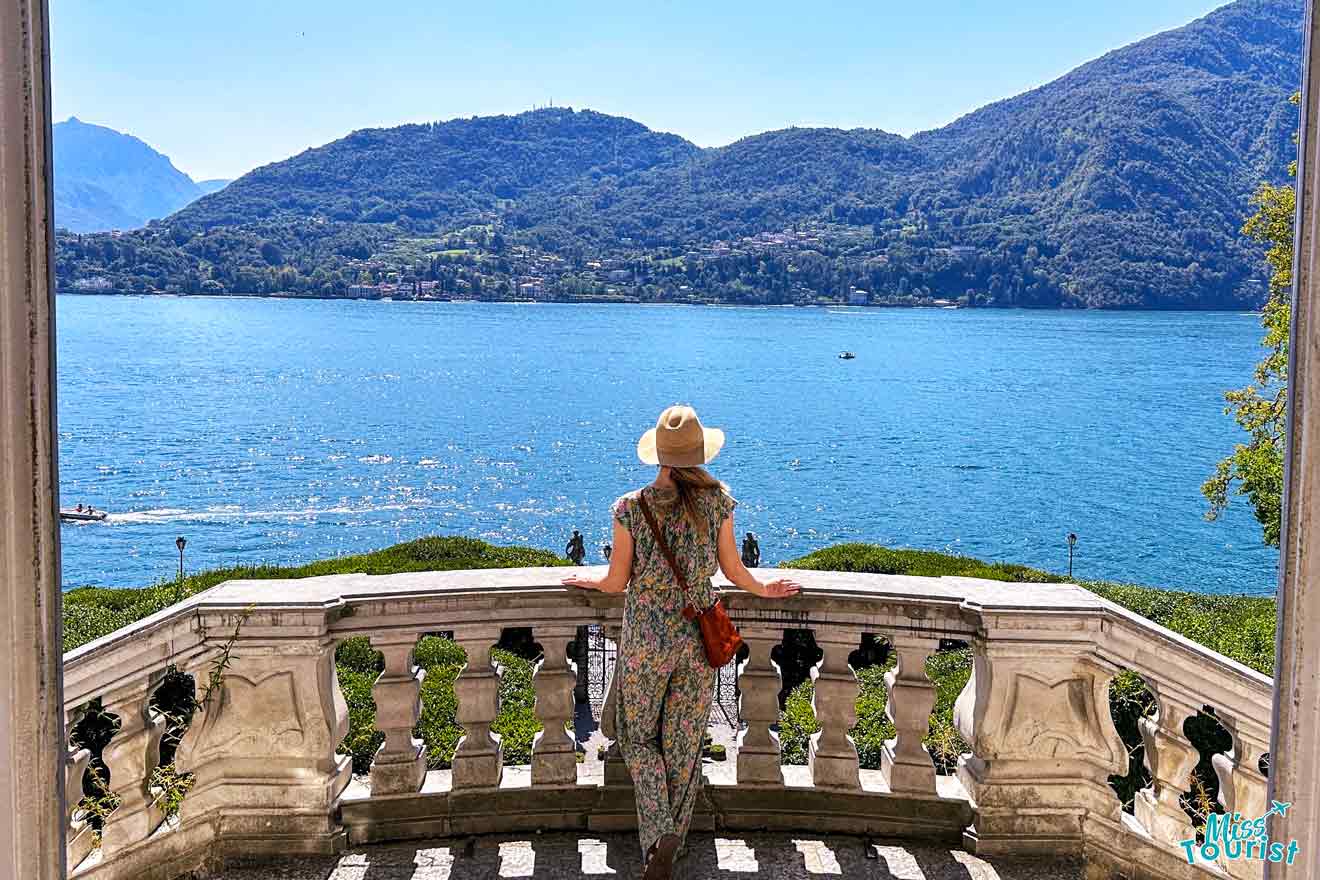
0,0,67,878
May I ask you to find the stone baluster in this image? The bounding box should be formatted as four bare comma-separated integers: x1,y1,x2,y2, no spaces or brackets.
452,630,503,789
531,626,579,787
598,620,631,786
99,684,168,857
953,630,1125,857
808,627,861,790
1133,689,1199,847
881,635,939,794
1211,712,1270,880
65,705,94,871
174,613,352,858
369,632,426,795
736,629,784,786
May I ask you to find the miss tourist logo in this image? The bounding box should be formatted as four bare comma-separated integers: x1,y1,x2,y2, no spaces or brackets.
1180,801,1300,867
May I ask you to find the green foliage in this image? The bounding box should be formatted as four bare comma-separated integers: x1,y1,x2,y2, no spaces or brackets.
415,637,465,769
491,649,543,765
63,536,566,651
1204,151,1296,546
783,542,1064,583
1082,581,1276,675
925,649,972,773
778,680,821,765
336,636,386,674
336,661,386,775
149,764,194,820
851,664,896,769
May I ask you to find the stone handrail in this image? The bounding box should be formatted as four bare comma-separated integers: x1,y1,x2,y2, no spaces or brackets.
60,567,1272,880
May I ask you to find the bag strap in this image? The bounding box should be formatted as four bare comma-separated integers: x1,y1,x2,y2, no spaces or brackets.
636,493,699,610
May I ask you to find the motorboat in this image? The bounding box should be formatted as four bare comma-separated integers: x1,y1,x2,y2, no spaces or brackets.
60,507,107,522
838,351,856,360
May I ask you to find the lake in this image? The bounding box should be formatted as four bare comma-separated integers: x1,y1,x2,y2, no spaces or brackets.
55,295,1278,595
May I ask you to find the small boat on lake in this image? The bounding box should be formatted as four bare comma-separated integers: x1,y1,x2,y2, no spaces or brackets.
839,351,856,360
60,507,107,522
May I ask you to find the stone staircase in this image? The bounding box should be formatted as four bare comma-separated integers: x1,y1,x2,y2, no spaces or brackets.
216,831,1084,879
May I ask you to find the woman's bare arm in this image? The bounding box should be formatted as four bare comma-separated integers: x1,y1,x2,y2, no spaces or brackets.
717,515,801,599
561,519,633,593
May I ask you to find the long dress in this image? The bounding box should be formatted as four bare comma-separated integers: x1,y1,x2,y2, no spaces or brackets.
611,484,737,857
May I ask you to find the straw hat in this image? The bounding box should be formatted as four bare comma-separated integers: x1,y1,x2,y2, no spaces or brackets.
637,405,725,467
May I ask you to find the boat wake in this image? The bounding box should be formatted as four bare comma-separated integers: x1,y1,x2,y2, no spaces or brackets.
108,503,422,524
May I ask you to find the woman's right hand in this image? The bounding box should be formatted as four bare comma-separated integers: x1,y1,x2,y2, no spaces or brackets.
759,578,801,599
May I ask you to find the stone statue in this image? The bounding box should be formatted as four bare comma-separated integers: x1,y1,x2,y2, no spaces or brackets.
741,532,761,568
565,530,586,565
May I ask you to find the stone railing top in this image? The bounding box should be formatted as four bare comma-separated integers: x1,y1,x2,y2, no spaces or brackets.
188,566,1111,610
61,566,1274,737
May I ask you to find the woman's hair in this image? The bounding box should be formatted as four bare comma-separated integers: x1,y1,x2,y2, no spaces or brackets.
668,466,728,534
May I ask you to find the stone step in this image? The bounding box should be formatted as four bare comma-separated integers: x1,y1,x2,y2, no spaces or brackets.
215,831,1085,879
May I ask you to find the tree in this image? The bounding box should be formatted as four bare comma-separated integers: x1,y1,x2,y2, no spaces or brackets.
1202,98,1298,547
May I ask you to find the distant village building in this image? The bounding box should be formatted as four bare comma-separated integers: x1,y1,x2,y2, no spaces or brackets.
848,289,870,306
70,276,113,292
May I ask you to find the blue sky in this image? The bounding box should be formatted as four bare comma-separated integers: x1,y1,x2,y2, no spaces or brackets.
52,0,1229,181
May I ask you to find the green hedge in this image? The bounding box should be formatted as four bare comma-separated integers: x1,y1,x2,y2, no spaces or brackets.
63,536,565,652
785,542,1066,583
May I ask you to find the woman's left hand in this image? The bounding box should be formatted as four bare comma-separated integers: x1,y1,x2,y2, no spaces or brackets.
562,575,601,591
760,578,802,598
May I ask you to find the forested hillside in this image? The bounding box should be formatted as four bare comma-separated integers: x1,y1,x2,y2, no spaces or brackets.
55,0,1302,308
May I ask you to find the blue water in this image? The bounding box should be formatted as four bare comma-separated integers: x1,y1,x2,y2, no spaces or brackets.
55,295,1278,595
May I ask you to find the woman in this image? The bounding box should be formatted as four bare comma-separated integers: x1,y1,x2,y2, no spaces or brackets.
563,405,801,879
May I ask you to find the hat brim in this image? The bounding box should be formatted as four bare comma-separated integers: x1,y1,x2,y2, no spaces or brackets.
637,426,725,467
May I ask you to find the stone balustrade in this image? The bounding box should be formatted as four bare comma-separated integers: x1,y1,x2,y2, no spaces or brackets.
60,567,1274,880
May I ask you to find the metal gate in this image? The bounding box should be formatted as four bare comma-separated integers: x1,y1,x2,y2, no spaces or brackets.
579,624,740,728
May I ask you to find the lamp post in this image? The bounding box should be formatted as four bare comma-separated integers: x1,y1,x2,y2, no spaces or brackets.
174,536,187,604
1067,533,1077,579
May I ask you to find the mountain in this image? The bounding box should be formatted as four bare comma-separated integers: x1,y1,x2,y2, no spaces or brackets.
54,0,1303,308
52,118,209,232
196,179,232,195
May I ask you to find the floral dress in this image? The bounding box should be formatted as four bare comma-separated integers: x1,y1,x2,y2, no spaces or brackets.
611,484,737,858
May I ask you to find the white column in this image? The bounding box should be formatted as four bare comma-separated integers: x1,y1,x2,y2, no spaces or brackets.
0,0,64,877
451,630,503,789
64,706,93,872
735,629,784,786
99,685,168,857
880,635,939,794
1214,711,1271,880
1270,4,1320,875
530,626,578,787
1133,690,1199,846
368,633,427,795
808,627,861,790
